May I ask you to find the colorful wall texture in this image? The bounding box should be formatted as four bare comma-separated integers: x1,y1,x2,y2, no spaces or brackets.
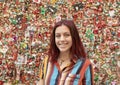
0,0,120,85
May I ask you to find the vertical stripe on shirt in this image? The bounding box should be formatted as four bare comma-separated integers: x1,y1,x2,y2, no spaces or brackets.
50,65,59,85
45,62,54,85
70,59,82,74
73,74,80,85
85,66,91,85
73,59,84,85
65,59,83,85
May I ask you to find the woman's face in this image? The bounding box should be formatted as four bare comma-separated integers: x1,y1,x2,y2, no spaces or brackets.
55,25,72,53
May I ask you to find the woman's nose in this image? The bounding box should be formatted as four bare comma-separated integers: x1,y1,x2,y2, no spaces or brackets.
60,35,65,41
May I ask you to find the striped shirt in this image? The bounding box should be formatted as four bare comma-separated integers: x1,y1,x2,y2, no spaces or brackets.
39,56,94,85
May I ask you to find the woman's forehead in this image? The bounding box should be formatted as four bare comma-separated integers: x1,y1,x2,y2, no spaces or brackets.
55,25,70,33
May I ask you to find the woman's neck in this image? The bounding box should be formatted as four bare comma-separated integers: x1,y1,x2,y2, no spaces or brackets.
59,52,71,60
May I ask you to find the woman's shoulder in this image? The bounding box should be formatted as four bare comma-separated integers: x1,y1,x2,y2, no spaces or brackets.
41,54,49,62
40,55,49,67
77,58,91,63
76,58,92,68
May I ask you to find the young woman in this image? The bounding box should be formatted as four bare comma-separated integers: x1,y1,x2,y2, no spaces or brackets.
38,20,94,85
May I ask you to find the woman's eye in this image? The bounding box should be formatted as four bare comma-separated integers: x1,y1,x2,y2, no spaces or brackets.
55,33,71,38
55,34,60,38
64,33,70,37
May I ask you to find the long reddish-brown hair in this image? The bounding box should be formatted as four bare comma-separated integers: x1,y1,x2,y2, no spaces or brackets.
48,20,86,62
